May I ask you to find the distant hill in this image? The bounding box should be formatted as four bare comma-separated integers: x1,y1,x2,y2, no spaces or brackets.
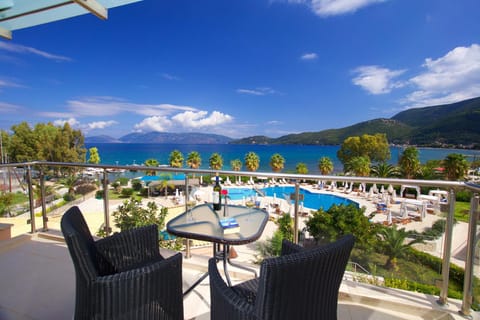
86,132,232,144
85,135,122,143
231,96,480,148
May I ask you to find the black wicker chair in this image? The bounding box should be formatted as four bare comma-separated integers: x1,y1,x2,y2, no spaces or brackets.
61,206,183,320
209,235,355,320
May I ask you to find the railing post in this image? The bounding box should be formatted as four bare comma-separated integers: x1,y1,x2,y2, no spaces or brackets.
460,193,479,317
26,165,35,234
39,167,48,231
102,169,111,235
438,189,456,305
294,182,300,244
185,175,191,259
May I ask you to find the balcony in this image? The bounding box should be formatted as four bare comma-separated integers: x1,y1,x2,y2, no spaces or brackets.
0,161,479,319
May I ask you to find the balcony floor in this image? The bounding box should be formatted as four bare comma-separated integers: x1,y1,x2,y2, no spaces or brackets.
0,232,476,320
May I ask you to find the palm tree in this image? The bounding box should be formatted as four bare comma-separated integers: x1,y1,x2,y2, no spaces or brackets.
345,156,371,176
209,153,223,170
186,151,202,169
398,146,421,179
443,153,469,181
370,162,399,178
296,162,308,174
244,152,260,172
318,156,334,175
230,159,242,184
59,174,78,196
378,225,423,270
144,158,159,176
169,150,184,168
269,153,285,172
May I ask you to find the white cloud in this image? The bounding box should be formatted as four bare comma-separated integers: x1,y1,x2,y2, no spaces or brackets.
271,0,387,17
352,65,406,94
0,102,22,113
86,120,118,130
162,73,180,81
53,118,79,127
66,97,196,117
267,120,283,125
404,44,480,107
300,52,318,60
135,110,233,132
0,78,23,91
236,87,277,96
0,42,72,62
134,116,174,132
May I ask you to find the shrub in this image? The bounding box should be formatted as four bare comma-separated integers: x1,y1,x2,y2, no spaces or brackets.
116,177,129,186
75,183,97,195
132,180,143,191
63,193,75,202
456,190,472,202
121,188,134,197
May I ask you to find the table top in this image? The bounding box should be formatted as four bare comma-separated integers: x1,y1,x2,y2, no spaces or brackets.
166,203,269,245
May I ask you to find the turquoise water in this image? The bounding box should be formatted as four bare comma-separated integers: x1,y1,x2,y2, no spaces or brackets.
225,186,356,210
87,143,480,175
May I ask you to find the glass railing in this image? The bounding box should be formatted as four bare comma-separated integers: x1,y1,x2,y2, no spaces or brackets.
0,161,479,316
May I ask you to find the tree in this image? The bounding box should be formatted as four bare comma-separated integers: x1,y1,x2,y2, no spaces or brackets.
370,162,399,178
305,203,377,251
398,146,421,179
186,151,202,170
87,147,101,164
112,198,167,231
230,159,242,171
169,150,184,168
244,152,260,172
296,162,308,175
144,158,159,176
337,133,390,169
345,156,371,176
318,156,334,175
443,153,469,181
209,153,223,170
378,225,423,270
269,153,285,172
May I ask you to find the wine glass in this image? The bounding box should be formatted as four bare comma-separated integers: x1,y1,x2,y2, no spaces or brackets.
186,200,196,222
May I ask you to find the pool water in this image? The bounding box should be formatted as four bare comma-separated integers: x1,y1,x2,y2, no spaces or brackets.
226,186,357,210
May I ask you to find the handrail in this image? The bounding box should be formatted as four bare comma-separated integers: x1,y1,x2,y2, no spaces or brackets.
1,160,480,314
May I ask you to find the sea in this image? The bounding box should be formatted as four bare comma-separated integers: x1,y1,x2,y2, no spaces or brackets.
85,143,480,175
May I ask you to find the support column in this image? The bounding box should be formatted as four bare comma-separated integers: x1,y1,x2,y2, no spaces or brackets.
39,168,48,231
102,169,111,235
438,189,456,305
26,166,35,234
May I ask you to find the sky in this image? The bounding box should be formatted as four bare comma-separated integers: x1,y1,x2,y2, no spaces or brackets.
1,0,480,139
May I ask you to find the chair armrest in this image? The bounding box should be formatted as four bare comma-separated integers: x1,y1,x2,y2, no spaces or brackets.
280,239,304,256
92,252,183,320
208,258,257,320
96,225,162,272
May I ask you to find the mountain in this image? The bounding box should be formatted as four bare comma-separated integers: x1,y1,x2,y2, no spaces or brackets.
231,96,480,148
85,135,122,143
85,132,232,144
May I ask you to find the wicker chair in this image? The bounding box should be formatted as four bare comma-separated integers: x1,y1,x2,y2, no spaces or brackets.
61,206,183,320
209,235,355,320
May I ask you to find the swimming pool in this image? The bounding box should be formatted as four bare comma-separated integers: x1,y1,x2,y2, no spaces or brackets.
226,186,357,210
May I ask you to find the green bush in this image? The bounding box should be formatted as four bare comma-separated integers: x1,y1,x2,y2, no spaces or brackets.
75,183,97,195
121,188,134,197
63,193,75,202
132,180,143,191
456,190,472,202
116,177,129,186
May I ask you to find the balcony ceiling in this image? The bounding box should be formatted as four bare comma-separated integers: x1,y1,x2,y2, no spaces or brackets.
0,0,142,39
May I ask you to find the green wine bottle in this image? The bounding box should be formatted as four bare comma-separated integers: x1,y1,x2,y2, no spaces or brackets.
213,175,222,210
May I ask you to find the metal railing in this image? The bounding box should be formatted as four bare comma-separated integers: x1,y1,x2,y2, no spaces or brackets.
1,160,479,315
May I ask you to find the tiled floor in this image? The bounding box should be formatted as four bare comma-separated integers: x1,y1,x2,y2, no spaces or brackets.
0,234,477,320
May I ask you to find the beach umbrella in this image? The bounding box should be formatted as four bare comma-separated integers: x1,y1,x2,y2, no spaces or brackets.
273,193,277,204
372,183,378,193
380,185,385,194
175,189,179,198
388,184,394,194
387,210,392,225
358,183,363,192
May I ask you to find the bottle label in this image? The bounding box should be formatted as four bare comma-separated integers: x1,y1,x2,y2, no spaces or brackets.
213,191,220,204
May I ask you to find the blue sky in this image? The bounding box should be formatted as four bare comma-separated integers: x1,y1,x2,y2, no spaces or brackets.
1,0,480,139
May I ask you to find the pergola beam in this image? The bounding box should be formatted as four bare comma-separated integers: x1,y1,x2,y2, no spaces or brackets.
72,0,108,20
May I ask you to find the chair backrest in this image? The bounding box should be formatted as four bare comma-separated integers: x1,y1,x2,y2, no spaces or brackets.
254,235,355,320
61,206,100,281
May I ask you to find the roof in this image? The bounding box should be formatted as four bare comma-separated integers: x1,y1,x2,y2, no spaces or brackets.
0,0,142,39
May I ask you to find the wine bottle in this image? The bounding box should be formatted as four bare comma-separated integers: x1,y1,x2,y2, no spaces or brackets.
213,175,222,210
